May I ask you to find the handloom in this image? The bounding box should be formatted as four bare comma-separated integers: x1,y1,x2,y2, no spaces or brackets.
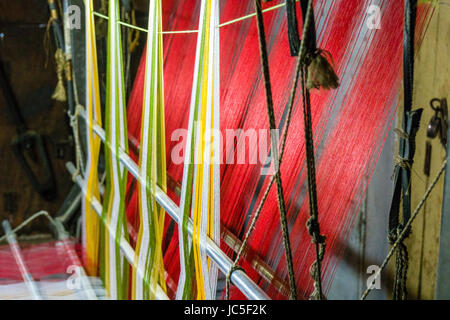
0,0,441,300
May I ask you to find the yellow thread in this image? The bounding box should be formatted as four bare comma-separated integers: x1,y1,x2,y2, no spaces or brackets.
218,2,288,28
84,0,102,278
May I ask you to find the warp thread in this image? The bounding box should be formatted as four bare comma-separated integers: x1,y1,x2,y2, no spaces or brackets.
122,0,434,300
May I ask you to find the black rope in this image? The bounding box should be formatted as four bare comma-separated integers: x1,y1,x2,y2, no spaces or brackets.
297,0,326,300
301,62,326,300
286,0,301,56
224,0,313,300
253,0,298,300
388,0,422,300
225,0,331,300
361,159,447,299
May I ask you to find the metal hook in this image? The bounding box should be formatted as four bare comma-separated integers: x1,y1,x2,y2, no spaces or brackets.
427,98,448,147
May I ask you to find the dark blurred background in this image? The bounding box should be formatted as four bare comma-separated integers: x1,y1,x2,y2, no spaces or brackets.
0,0,73,236
0,0,148,238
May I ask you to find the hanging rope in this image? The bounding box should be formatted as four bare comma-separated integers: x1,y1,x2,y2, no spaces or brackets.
297,0,324,300
43,16,56,68
393,241,409,300
224,44,301,298
252,0,297,300
224,0,338,300
44,0,68,102
224,0,307,297
362,159,447,300
52,48,67,102
301,63,326,300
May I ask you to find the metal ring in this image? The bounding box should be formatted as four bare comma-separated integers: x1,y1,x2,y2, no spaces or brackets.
430,98,442,112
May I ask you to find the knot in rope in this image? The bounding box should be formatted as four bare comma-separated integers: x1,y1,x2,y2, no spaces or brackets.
306,217,326,243
362,160,447,300
388,226,410,300
394,155,413,170
306,215,326,300
52,48,67,102
309,241,326,300
388,224,411,246
306,217,318,236
43,16,57,68
393,241,409,300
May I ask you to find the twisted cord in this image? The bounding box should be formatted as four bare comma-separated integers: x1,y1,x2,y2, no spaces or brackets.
295,0,326,300
361,159,447,299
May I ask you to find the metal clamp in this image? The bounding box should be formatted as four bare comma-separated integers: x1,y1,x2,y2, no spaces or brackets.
427,98,448,147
